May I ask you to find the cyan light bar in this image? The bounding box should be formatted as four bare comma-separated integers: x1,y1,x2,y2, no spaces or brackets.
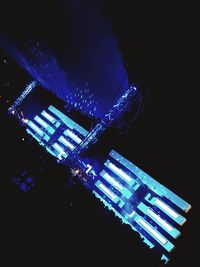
98,183,116,201
58,136,75,150
34,115,48,128
41,110,56,123
53,142,64,153
28,121,44,136
137,217,167,245
34,116,55,135
103,172,123,190
137,202,180,238
100,170,132,199
95,180,118,202
64,129,82,144
145,195,186,226
106,161,133,185
52,143,68,159
148,209,173,231
155,199,178,219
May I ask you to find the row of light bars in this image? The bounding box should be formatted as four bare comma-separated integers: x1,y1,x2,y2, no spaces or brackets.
24,105,191,264
26,105,88,160
93,150,191,262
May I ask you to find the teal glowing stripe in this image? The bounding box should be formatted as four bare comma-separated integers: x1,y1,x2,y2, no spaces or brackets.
43,134,50,142
34,115,48,128
137,202,180,239
145,195,186,226
95,180,118,203
64,129,82,144
105,160,135,186
138,218,167,244
52,142,64,153
100,170,132,199
155,199,178,219
41,110,56,123
155,199,186,226
28,121,44,136
110,150,191,213
52,143,68,158
136,217,175,252
58,136,75,150
48,105,88,137
34,115,55,135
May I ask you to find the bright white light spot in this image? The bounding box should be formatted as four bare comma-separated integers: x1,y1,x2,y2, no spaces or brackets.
99,183,116,200
108,163,132,182
138,218,167,245
155,199,179,219
147,209,173,231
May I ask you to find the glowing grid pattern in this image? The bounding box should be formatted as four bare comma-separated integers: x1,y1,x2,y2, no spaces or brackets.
24,106,191,264
26,105,89,161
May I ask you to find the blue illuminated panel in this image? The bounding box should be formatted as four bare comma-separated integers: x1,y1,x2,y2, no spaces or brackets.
91,149,191,263
26,105,89,161
110,150,191,213
144,194,186,226
137,202,180,239
24,104,191,264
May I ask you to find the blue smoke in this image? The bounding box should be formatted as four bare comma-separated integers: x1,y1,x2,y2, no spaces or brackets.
1,0,129,119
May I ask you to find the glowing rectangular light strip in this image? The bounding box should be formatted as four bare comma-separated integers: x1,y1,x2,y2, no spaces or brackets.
64,129,82,144
155,199,179,219
42,111,55,122
108,163,132,182
59,136,75,150
35,116,48,128
147,209,173,232
53,143,65,153
98,183,116,200
28,121,44,136
138,218,167,245
103,172,123,190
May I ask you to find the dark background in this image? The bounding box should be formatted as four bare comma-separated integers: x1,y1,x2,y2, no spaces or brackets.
0,1,197,266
